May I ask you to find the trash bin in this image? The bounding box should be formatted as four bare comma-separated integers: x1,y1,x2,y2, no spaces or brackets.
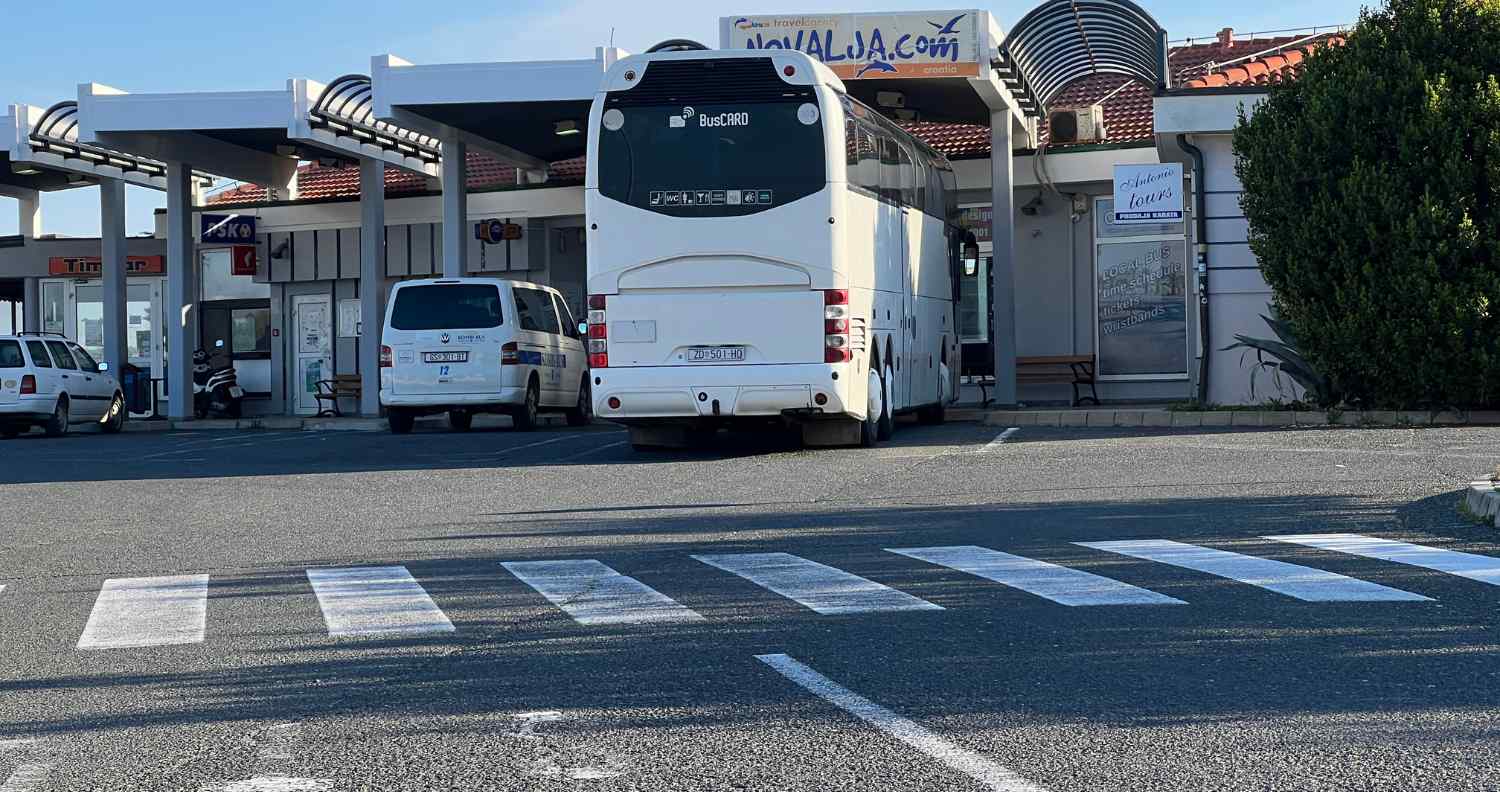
121,363,150,415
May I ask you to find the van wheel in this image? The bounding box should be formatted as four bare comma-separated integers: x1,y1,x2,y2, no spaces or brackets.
101,393,126,434
861,367,882,447
513,380,540,431
448,410,473,432
565,379,591,427
388,409,415,434
877,364,895,440
44,398,69,437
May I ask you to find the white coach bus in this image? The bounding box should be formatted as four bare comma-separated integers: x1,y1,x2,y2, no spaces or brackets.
584,47,964,448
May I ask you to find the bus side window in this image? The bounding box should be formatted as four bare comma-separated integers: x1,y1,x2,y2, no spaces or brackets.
879,134,903,203
855,122,882,195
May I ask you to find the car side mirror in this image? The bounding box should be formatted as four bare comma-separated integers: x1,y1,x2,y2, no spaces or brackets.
97,362,110,372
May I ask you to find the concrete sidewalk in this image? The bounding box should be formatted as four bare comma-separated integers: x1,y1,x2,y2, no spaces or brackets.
979,407,1500,429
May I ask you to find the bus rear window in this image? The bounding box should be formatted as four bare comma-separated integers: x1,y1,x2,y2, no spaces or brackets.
390,285,503,331
598,58,826,217
0,341,22,368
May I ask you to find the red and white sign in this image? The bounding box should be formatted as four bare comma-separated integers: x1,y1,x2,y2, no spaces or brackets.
231,245,258,276
48,256,165,277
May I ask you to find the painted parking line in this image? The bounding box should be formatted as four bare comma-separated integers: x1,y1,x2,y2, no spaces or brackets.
757,654,1047,792
889,545,1186,606
306,566,455,638
76,574,210,650
977,428,1020,453
0,763,49,792
554,440,629,464
1075,540,1432,602
1266,534,1500,586
502,560,705,625
693,553,942,615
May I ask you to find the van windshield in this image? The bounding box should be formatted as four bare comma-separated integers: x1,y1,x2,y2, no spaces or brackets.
390,284,504,331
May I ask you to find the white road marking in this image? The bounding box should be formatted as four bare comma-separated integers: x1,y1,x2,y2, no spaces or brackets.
1076,540,1432,602
77,574,210,650
976,428,1019,453
693,553,942,615
889,545,1186,606
306,566,455,638
1266,534,1500,586
0,764,50,792
450,432,599,459
510,711,626,780
757,654,1047,792
554,440,628,463
502,560,704,625
199,722,331,792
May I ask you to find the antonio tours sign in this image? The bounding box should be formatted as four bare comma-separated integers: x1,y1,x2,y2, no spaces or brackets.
720,10,988,80
1112,164,1185,224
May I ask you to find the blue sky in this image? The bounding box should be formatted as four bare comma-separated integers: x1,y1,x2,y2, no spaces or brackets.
0,0,1373,238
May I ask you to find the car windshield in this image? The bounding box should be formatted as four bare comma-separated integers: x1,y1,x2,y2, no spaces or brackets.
390,284,504,331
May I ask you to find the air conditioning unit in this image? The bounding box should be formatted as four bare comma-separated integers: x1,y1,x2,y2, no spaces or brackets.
1048,104,1106,144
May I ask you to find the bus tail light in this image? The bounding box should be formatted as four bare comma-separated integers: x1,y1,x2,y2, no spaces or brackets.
19,375,36,395
501,342,520,365
379,345,393,368
588,294,609,368
824,289,851,363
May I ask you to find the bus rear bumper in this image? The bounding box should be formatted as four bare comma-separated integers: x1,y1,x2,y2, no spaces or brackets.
592,364,851,421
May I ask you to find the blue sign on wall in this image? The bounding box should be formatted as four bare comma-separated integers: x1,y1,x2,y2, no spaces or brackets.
200,214,257,244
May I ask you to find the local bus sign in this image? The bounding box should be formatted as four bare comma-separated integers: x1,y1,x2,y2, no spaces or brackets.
719,10,988,80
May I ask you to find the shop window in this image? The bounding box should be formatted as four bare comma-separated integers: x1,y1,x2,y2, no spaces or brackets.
201,248,270,301
201,301,271,361
1093,198,1189,379
232,308,272,356
42,281,64,334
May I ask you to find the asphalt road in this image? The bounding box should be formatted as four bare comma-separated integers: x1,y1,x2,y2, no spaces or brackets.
2,419,1499,791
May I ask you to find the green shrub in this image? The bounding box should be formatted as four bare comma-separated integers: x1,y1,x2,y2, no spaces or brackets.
1234,0,1500,409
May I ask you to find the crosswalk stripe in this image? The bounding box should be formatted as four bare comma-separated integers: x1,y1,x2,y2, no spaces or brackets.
501,560,705,625
76,574,210,650
306,566,455,638
889,545,1186,606
1266,534,1500,586
693,553,943,615
1075,540,1432,602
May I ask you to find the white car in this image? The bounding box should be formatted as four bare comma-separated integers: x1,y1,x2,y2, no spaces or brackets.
0,333,126,438
379,278,590,434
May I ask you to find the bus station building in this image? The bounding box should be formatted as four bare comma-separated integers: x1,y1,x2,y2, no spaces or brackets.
0,2,1342,418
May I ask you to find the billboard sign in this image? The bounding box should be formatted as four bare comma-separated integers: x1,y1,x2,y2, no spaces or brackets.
48,256,165,277
720,11,985,80
200,213,257,244
1112,164,1185,224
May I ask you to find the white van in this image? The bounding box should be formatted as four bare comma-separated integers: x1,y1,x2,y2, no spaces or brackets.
379,278,590,434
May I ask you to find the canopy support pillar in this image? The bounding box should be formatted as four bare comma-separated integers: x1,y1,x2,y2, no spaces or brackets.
165,162,198,420
989,111,1019,407
358,157,385,416
100,179,128,379
440,136,467,278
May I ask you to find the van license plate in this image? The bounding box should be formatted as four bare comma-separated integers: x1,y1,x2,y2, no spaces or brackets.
424,351,468,363
686,346,746,363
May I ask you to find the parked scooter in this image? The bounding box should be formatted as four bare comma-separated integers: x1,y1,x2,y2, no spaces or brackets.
193,342,244,419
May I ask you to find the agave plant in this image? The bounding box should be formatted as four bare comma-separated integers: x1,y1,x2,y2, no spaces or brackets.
1222,310,1337,406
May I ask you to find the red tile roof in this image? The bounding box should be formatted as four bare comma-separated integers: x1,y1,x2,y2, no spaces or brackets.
206,29,1341,203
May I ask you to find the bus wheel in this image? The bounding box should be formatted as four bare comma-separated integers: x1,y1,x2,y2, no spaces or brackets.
877,364,895,441
862,368,883,447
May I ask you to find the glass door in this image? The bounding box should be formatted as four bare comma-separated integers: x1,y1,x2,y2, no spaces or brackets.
58,278,165,415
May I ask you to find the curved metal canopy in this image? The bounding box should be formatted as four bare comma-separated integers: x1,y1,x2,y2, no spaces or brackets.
997,0,1169,116
310,75,442,162
30,100,174,179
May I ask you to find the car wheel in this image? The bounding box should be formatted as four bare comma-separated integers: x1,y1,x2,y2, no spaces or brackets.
513,380,540,432
448,410,473,432
44,397,69,438
877,364,895,441
101,393,126,434
565,379,591,427
388,409,415,435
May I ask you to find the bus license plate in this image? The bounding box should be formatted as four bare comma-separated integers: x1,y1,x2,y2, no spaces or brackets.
686,346,746,363
424,351,468,363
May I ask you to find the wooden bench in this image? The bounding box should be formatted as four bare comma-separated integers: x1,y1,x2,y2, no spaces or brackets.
1015,355,1099,407
314,374,362,417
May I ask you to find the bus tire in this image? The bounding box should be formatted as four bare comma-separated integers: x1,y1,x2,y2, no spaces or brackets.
861,367,883,447
388,409,415,434
877,364,895,441
448,410,473,432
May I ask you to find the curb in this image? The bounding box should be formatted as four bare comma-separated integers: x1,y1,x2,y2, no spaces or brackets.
1463,479,1500,528
981,409,1500,429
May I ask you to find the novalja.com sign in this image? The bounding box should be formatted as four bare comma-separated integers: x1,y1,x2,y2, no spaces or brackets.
719,10,985,79
1113,164,1185,224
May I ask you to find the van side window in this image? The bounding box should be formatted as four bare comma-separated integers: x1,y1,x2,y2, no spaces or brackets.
513,287,560,334
25,341,52,367
552,294,578,338
46,341,77,371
